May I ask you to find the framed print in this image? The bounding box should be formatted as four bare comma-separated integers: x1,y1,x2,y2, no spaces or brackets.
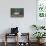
11,8,24,17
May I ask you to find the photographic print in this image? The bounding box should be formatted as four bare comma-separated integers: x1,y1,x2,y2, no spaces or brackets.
11,8,24,17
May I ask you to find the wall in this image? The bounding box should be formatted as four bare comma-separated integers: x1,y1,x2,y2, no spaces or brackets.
0,0,36,42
